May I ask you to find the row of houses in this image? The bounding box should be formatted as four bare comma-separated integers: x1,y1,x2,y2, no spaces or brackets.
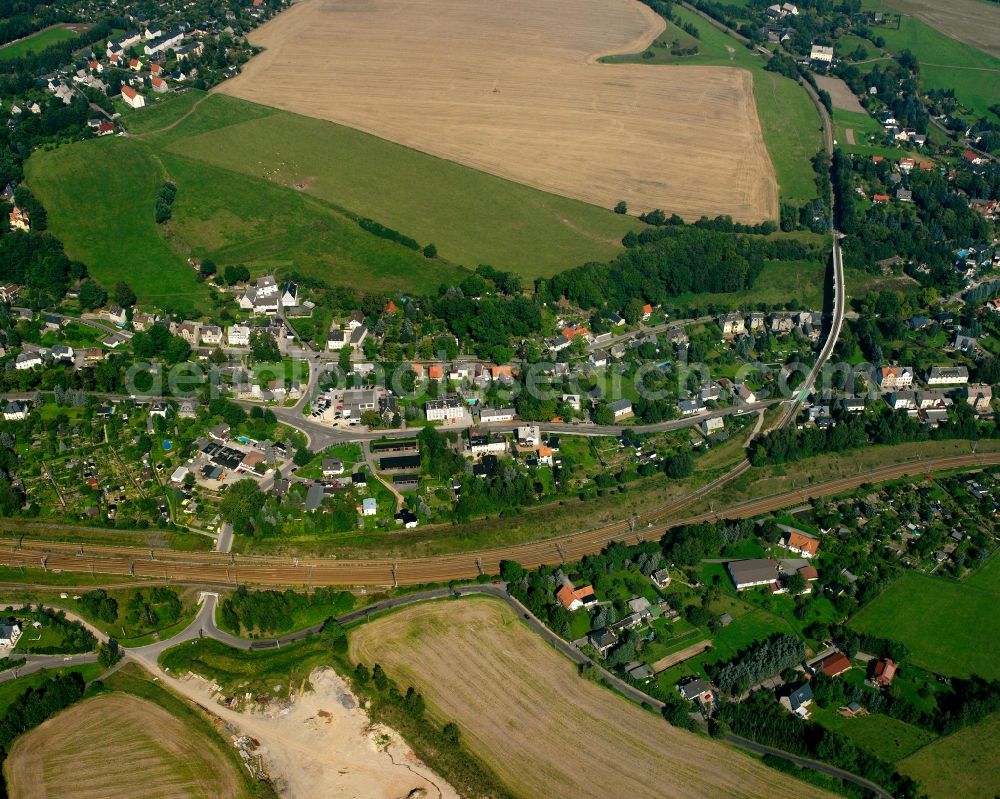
719,310,823,341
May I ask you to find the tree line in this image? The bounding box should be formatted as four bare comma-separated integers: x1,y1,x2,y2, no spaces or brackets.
219,586,355,636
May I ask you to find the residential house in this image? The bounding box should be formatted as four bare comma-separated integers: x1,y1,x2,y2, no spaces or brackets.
872,658,897,688
425,398,464,421
322,458,345,477
200,325,223,346
877,366,914,391
150,76,168,94
395,508,419,528
517,425,541,446
588,628,618,657
0,621,21,648
678,678,714,704
469,433,507,456
926,366,969,386
783,530,819,558
719,312,745,338
121,85,145,109
810,44,834,63
608,399,633,419
8,206,29,231
556,583,596,611
14,351,42,370
964,383,992,414
780,683,814,718
651,568,671,588
281,282,298,308
228,325,251,347
701,416,724,435
953,333,977,355
361,497,377,516
3,401,28,421
479,406,516,423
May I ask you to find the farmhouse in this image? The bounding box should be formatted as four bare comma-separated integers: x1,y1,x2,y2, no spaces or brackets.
727,558,779,591
810,44,834,64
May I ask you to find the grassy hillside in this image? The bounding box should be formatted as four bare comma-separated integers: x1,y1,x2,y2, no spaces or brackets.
603,5,823,206
26,134,468,312
137,93,637,279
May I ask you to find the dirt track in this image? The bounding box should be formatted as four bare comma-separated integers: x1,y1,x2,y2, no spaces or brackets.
219,0,778,222
1,452,996,588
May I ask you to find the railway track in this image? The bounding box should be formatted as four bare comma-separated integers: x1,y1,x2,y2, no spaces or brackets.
3,452,995,588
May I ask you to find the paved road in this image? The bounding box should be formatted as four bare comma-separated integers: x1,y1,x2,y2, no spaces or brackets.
726,734,892,799
215,522,234,554
0,653,99,684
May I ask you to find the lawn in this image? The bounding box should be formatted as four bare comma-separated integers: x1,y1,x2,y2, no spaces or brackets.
810,705,937,762
0,25,78,61
604,5,822,205
849,567,1000,679
137,93,638,279
898,710,1000,798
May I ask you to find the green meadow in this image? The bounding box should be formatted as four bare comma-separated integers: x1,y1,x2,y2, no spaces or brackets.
849,562,1000,679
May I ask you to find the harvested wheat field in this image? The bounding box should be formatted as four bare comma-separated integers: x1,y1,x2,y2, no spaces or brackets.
5,693,246,799
350,598,833,799
220,0,778,223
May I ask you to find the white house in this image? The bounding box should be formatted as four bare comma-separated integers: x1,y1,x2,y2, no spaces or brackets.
14,351,42,370
517,425,541,446
0,621,21,648
926,366,969,386
3,401,29,421
608,399,633,419
170,465,190,484
228,324,251,347
200,325,223,346
701,416,724,435
425,398,464,422
479,407,516,423
121,85,145,109
810,44,834,63
361,497,377,516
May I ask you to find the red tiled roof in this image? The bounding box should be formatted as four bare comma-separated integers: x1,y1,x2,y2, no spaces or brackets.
798,565,819,580
821,653,852,678
428,365,444,379
786,531,819,556
121,85,137,99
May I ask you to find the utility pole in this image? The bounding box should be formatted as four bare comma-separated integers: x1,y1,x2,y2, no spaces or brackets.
475,557,483,576
556,543,566,563
391,563,398,588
